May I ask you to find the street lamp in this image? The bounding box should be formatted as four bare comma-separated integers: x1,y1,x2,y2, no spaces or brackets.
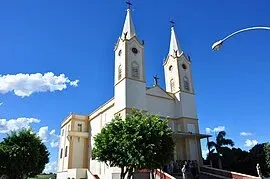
212,26,270,50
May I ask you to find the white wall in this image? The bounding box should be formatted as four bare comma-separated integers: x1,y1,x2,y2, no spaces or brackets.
115,78,146,112
114,39,126,84
180,93,197,119
146,95,175,118
89,106,115,177
58,120,71,172
187,123,196,133
126,39,145,82
56,171,67,179
189,139,198,161
164,56,180,93
72,137,85,168
178,55,194,94
126,79,146,110
114,79,127,112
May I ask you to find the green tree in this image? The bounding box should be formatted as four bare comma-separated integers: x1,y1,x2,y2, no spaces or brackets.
0,129,50,179
92,110,174,179
265,143,270,176
207,131,234,169
0,144,9,175
248,143,270,177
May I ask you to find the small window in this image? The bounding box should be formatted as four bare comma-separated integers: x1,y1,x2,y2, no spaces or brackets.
177,124,181,132
174,123,182,132
184,77,190,91
170,79,175,92
77,124,82,132
60,148,63,158
78,137,80,142
169,65,173,71
68,124,70,131
182,64,187,70
65,146,68,157
131,62,139,79
118,65,122,80
187,123,195,133
61,129,64,136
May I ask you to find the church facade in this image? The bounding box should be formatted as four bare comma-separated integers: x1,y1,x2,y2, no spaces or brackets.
57,6,209,179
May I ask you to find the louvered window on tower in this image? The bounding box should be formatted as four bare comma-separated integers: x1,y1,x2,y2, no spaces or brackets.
184,77,190,91
118,65,122,80
170,79,175,92
131,62,139,78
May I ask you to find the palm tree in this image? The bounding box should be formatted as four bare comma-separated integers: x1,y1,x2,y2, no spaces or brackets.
208,131,234,169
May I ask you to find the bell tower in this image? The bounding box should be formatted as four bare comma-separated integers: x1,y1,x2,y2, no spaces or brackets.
114,4,146,114
163,23,197,119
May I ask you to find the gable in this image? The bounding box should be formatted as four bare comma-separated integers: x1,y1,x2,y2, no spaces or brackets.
146,85,175,100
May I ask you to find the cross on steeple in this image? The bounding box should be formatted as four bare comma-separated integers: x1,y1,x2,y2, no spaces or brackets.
153,75,159,86
170,19,175,27
126,0,132,9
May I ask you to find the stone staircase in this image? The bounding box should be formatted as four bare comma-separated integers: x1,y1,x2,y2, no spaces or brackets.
199,166,260,179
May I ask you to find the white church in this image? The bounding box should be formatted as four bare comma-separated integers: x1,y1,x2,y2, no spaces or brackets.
57,4,210,179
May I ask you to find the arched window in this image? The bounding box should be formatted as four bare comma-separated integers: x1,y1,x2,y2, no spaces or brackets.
131,62,139,79
65,146,68,157
60,148,63,158
77,123,82,132
184,76,190,91
118,65,122,80
170,79,175,92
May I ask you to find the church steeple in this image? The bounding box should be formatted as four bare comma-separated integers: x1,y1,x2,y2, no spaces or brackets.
169,25,182,57
114,2,146,113
121,3,136,40
164,22,194,94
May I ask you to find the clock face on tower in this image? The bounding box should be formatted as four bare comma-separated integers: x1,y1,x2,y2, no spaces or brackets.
131,47,138,54
182,64,187,70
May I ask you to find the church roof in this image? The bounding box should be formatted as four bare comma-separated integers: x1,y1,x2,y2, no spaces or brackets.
121,9,136,40
146,85,175,100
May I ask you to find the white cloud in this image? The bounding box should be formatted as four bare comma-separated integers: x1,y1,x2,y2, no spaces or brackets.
0,72,79,97
38,126,60,148
0,102,3,106
50,140,59,148
244,139,258,147
240,132,252,136
205,126,225,134
205,128,211,134
213,126,225,133
38,126,50,142
43,161,58,174
0,117,40,134
49,129,56,135
70,80,79,87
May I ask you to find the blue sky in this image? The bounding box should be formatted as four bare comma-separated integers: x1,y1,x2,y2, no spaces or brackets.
0,0,270,173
